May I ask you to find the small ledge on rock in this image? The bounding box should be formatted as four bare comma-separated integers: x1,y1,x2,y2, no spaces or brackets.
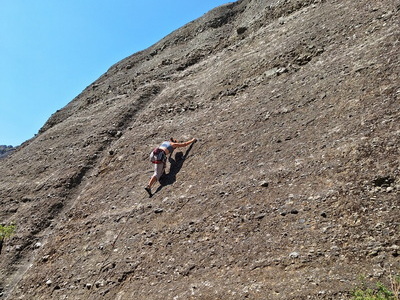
260,181,269,187
237,27,247,35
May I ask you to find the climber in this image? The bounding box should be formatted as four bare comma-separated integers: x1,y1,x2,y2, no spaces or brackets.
145,137,197,197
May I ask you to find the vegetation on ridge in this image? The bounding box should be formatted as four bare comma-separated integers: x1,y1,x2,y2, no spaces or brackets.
351,275,400,300
0,145,15,158
0,224,16,254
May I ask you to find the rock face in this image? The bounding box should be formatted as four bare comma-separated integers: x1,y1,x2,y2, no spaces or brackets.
0,0,399,299
0,146,15,159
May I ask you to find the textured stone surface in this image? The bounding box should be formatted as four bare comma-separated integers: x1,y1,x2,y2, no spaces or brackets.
0,146,15,159
0,0,399,299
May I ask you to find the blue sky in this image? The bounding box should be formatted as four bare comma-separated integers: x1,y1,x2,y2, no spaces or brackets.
0,0,231,146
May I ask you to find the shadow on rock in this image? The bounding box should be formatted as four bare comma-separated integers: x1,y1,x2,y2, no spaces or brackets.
154,143,194,195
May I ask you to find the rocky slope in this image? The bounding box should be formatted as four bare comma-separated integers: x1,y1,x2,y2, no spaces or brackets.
0,146,15,159
0,0,399,299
